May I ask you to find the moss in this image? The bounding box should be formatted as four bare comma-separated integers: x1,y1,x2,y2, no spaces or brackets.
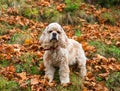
102,12,115,25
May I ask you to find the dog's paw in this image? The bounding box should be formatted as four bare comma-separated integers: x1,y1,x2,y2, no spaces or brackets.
61,82,72,87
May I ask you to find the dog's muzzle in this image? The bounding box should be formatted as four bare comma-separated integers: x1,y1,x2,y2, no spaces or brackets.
51,33,57,41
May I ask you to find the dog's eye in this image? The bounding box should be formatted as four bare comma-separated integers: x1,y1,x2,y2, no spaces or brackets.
48,31,52,33
57,31,60,34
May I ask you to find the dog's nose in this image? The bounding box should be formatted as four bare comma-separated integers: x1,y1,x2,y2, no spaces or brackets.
52,33,56,37
51,33,57,40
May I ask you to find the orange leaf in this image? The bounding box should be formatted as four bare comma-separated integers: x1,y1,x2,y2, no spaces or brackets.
62,82,72,87
82,87,88,91
6,65,16,73
24,38,33,45
99,73,109,78
17,72,27,83
31,78,39,85
40,62,45,71
5,46,14,53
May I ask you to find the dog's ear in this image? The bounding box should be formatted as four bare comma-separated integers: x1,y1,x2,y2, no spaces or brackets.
59,28,68,48
39,26,50,48
39,31,45,45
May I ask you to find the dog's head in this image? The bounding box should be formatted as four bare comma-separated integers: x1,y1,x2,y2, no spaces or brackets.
39,23,68,49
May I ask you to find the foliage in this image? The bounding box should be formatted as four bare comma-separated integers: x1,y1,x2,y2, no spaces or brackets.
89,41,120,60
107,72,120,91
97,0,120,7
22,7,39,19
102,12,115,25
56,73,82,91
75,30,81,37
8,33,32,44
0,60,10,67
0,76,19,91
64,0,82,12
19,53,40,74
0,0,120,91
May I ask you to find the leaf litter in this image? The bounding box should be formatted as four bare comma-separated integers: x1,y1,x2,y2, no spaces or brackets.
0,1,120,91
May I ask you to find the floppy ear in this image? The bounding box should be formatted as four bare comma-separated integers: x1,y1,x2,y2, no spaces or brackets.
39,26,50,48
59,28,68,48
39,30,46,45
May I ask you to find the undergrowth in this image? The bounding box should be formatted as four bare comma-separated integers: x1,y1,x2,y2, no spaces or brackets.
0,76,20,91
89,41,120,61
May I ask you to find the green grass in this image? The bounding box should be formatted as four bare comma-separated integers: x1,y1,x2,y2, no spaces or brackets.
102,12,115,25
111,9,120,23
0,22,14,35
17,52,40,74
0,0,120,91
106,72,120,91
75,30,81,37
0,60,10,67
65,0,82,12
22,7,39,19
0,28,9,35
8,32,31,44
55,72,82,91
0,76,20,91
89,41,120,61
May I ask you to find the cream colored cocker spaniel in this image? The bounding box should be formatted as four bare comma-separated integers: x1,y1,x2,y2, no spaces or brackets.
39,23,87,84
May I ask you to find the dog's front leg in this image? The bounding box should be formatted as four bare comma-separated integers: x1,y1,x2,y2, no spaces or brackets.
59,63,70,84
44,63,55,83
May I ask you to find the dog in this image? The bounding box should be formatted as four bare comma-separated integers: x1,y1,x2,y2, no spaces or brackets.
39,23,87,84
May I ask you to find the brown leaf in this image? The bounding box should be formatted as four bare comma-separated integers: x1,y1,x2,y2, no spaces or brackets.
5,54,12,60
62,82,72,87
99,73,109,78
108,65,115,71
35,51,43,58
116,41,120,47
40,62,45,71
0,35,10,40
31,78,39,85
48,81,56,87
24,38,33,45
6,65,16,73
4,45,14,53
86,72,94,78
95,82,108,91
82,87,88,91
17,72,27,83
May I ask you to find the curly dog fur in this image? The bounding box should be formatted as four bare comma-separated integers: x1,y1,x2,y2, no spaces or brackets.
39,23,87,84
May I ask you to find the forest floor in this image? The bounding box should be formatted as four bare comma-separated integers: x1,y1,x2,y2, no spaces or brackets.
0,0,120,91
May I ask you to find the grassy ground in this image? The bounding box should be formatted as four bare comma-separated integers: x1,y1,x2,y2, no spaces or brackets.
0,0,120,91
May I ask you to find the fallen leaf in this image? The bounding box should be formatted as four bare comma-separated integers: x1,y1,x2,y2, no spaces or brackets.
31,78,39,85
99,73,109,78
17,72,27,83
24,38,33,45
82,87,88,91
6,65,16,73
62,82,72,87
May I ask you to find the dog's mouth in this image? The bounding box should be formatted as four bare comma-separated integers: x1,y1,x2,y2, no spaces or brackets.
50,36,58,42
50,33,58,42
50,38,58,42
